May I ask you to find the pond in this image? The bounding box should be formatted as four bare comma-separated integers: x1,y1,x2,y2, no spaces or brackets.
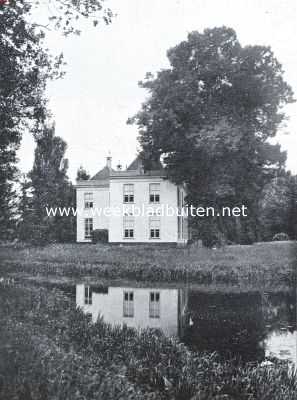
75,282,297,367
3,275,296,368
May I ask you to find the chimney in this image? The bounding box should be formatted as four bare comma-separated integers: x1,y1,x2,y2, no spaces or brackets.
106,155,112,169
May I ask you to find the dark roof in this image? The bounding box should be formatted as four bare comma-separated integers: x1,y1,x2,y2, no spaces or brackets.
127,155,143,171
127,155,163,171
91,166,115,180
90,156,164,181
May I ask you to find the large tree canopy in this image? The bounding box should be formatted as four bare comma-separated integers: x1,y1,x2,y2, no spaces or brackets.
130,26,294,243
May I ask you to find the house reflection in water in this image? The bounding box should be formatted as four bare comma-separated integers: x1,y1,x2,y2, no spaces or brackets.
76,284,188,337
76,284,296,366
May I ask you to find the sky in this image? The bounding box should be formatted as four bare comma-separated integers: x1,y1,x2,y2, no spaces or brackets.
18,0,297,181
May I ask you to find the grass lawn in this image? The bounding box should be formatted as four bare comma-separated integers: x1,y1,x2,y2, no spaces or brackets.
0,241,296,290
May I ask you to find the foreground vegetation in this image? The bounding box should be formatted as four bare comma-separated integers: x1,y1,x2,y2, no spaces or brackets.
1,241,296,290
0,281,296,400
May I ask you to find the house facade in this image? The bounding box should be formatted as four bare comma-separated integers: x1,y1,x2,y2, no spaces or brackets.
76,156,188,244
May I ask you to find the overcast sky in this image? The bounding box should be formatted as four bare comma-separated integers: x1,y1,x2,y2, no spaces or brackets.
18,0,297,181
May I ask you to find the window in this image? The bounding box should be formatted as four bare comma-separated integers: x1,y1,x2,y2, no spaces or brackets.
149,216,160,239
149,183,160,203
84,192,93,208
123,291,134,317
123,216,134,238
123,184,134,203
84,218,93,239
84,286,92,305
149,292,160,318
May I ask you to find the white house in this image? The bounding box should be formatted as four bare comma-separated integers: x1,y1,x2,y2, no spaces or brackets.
76,155,188,244
76,283,188,337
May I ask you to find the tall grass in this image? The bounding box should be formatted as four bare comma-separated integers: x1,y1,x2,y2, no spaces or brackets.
1,241,296,269
1,241,296,289
0,281,296,400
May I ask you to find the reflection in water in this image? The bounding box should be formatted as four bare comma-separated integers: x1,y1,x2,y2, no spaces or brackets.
263,291,297,367
76,284,188,337
265,330,297,363
184,292,266,362
76,284,296,366
263,292,296,334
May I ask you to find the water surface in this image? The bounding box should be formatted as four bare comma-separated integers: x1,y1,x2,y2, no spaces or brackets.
75,282,297,366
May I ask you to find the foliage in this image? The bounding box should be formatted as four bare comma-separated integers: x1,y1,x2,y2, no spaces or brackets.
17,123,76,244
259,173,297,240
0,284,154,400
190,219,228,247
6,0,113,36
272,232,290,241
28,0,113,36
0,0,113,239
76,165,91,180
17,174,32,241
0,281,297,400
0,1,55,239
30,123,75,244
92,228,109,243
287,175,297,240
130,27,295,244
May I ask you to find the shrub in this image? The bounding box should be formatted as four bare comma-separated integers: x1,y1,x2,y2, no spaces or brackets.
92,229,109,244
29,224,52,246
272,232,290,241
190,222,222,248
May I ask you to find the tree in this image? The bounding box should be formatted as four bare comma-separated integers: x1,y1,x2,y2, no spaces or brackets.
17,174,33,241
0,172,18,240
28,123,75,244
77,166,90,181
0,2,52,239
0,0,113,239
287,175,297,240
7,1,113,36
29,0,113,36
130,27,294,244
259,172,293,240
